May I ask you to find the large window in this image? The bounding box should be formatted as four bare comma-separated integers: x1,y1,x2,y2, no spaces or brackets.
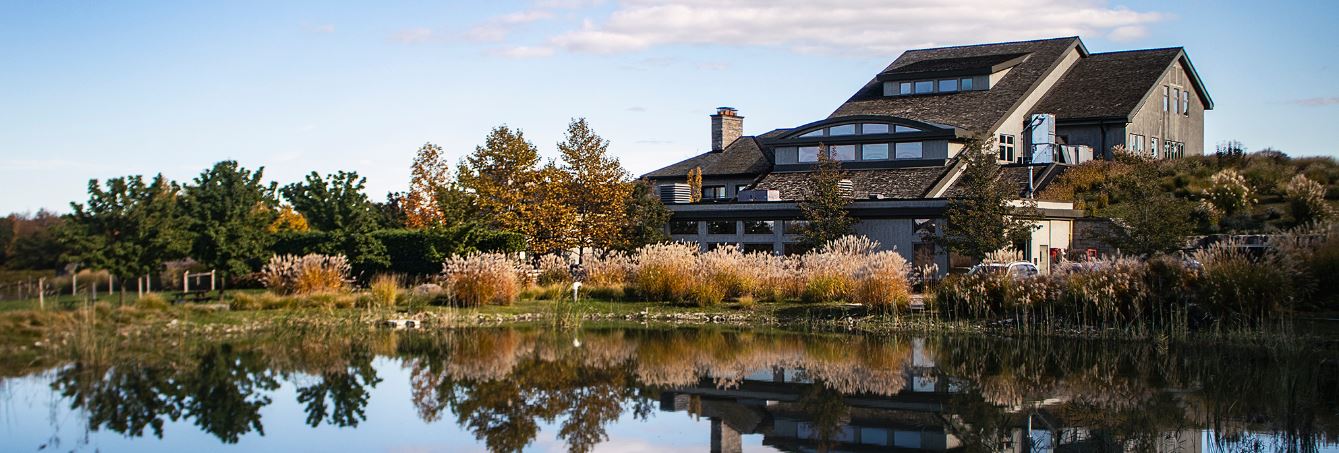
744,220,775,235
895,142,923,159
830,144,857,161
1173,88,1181,114
861,123,889,134
1162,86,1170,112
1129,134,1144,154
1181,90,1190,116
828,124,856,136
861,143,889,160
998,134,1016,162
1150,137,1159,157
707,221,736,235
798,146,820,163
938,79,958,92
669,221,698,235
899,82,912,95
914,80,934,93
702,185,726,200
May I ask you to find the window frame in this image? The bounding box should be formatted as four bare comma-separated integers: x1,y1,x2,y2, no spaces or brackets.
914,80,934,93
895,141,924,159
861,143,889,160
797,146,820,163
706,220,737,235
938,79,958,92
829,144,857,161
701,185,726,200
998,134,1016,162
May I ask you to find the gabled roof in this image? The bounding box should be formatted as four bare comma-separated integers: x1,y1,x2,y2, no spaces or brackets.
641,136,770,179
1031,47,1211,122
830,37,1084,134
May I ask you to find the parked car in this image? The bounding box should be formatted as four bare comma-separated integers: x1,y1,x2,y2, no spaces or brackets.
968,262,1039,280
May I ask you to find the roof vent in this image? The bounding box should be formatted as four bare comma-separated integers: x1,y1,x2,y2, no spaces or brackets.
837,179,854,198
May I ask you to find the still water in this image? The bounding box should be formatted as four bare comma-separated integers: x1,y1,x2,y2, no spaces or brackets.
1,326,1336,452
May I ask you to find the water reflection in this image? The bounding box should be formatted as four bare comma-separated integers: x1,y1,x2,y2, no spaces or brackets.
10,327,1338,452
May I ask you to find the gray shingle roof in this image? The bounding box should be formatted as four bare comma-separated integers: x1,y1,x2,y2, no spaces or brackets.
829,37,1082,134
642,137,770,179
1031,48,1182,121
752,166,954,201
878,53,1029,80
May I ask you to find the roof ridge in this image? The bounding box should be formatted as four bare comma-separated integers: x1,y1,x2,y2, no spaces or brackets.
1089,47,1183,56
903,36,1078,53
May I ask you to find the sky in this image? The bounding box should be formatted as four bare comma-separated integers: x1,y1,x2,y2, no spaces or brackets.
2,0,1337,214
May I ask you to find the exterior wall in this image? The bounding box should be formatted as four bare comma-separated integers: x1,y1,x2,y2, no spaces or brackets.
993,46,1084,160
1055,124,1127,158
1027,219,1073,274
1126,58,1206,156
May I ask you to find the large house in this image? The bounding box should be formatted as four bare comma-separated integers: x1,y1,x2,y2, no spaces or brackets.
643,36,1211,272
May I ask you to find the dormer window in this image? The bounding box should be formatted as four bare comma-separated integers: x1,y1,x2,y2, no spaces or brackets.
861,123,890,134
914,81,934,93
788,122,922,138
938,79,958,92
828,124,856,136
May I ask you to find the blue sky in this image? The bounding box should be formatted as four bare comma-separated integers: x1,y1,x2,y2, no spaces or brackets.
2,0,1336,214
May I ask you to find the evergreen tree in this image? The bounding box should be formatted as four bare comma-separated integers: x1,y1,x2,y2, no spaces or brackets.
281,171,387,270
797,149,856,250
182,161,279,281
65,174,191,295
939,140,1038,261
556,118,631,258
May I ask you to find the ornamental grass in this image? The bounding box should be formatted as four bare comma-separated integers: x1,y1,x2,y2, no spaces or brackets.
261,254,352,295
442,253,522,307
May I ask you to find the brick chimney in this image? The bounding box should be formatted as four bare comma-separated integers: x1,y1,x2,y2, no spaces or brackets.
710,107,742,152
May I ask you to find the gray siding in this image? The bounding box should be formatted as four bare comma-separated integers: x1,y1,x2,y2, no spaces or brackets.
1126,59,1206,156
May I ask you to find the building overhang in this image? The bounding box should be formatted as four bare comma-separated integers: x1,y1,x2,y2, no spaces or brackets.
663,199,1084,221
760,115,969,146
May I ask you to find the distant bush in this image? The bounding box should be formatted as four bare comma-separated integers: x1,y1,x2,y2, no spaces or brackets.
136,293,168,310
632,243,697,302
442,253,521,307
260,254,351,295
271,226,525,276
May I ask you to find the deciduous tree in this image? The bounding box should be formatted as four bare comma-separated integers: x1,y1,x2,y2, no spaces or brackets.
556,118,631,258
403,142,452,229
613,180,670,251
65,174,191,296
459,126,541,235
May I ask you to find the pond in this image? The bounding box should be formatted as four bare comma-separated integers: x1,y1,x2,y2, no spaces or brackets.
1,326,1336,452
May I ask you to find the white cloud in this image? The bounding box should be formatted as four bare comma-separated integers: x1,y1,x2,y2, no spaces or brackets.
391,27,433,44
1293,97,1339,107
491,45,556,58
535,0,607,8
467,9,555,42
545,0,1165,56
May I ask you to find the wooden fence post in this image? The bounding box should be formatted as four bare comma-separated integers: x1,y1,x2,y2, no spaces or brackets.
38,278,45,310
137,277,143,298
72,272,78,297
184,271,190,293
210,270,216,292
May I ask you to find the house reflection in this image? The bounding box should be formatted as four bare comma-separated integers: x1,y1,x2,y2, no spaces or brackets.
659,339,1204,453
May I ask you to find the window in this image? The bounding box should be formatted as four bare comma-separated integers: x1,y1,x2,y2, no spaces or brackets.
669,221,698,235
861,143,889,160
1175,142,1185,159
830,144,857,161
798,146,820,163
744,220,774,235
1162,86,1170,112
914,80,934,93
799,129,824,138
895,125,921,133
775,146,798,164
1181,90,1190,116
861,123,889,134
1129,134,1144,153
702,185,726,200
828,124,856,136
1173,88,1181,114
706,221,736,235
882,82,895,96
960,78,973,90
998,134,1016,162
895,142,923,159
782,243,809,256
938,79,958,92
742,243,775,254
736,184,750,194
899,82,912,95
784,220,810,234
1150,137,1159,157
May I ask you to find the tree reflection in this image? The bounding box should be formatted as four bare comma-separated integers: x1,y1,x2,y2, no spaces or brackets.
296,347,381,428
